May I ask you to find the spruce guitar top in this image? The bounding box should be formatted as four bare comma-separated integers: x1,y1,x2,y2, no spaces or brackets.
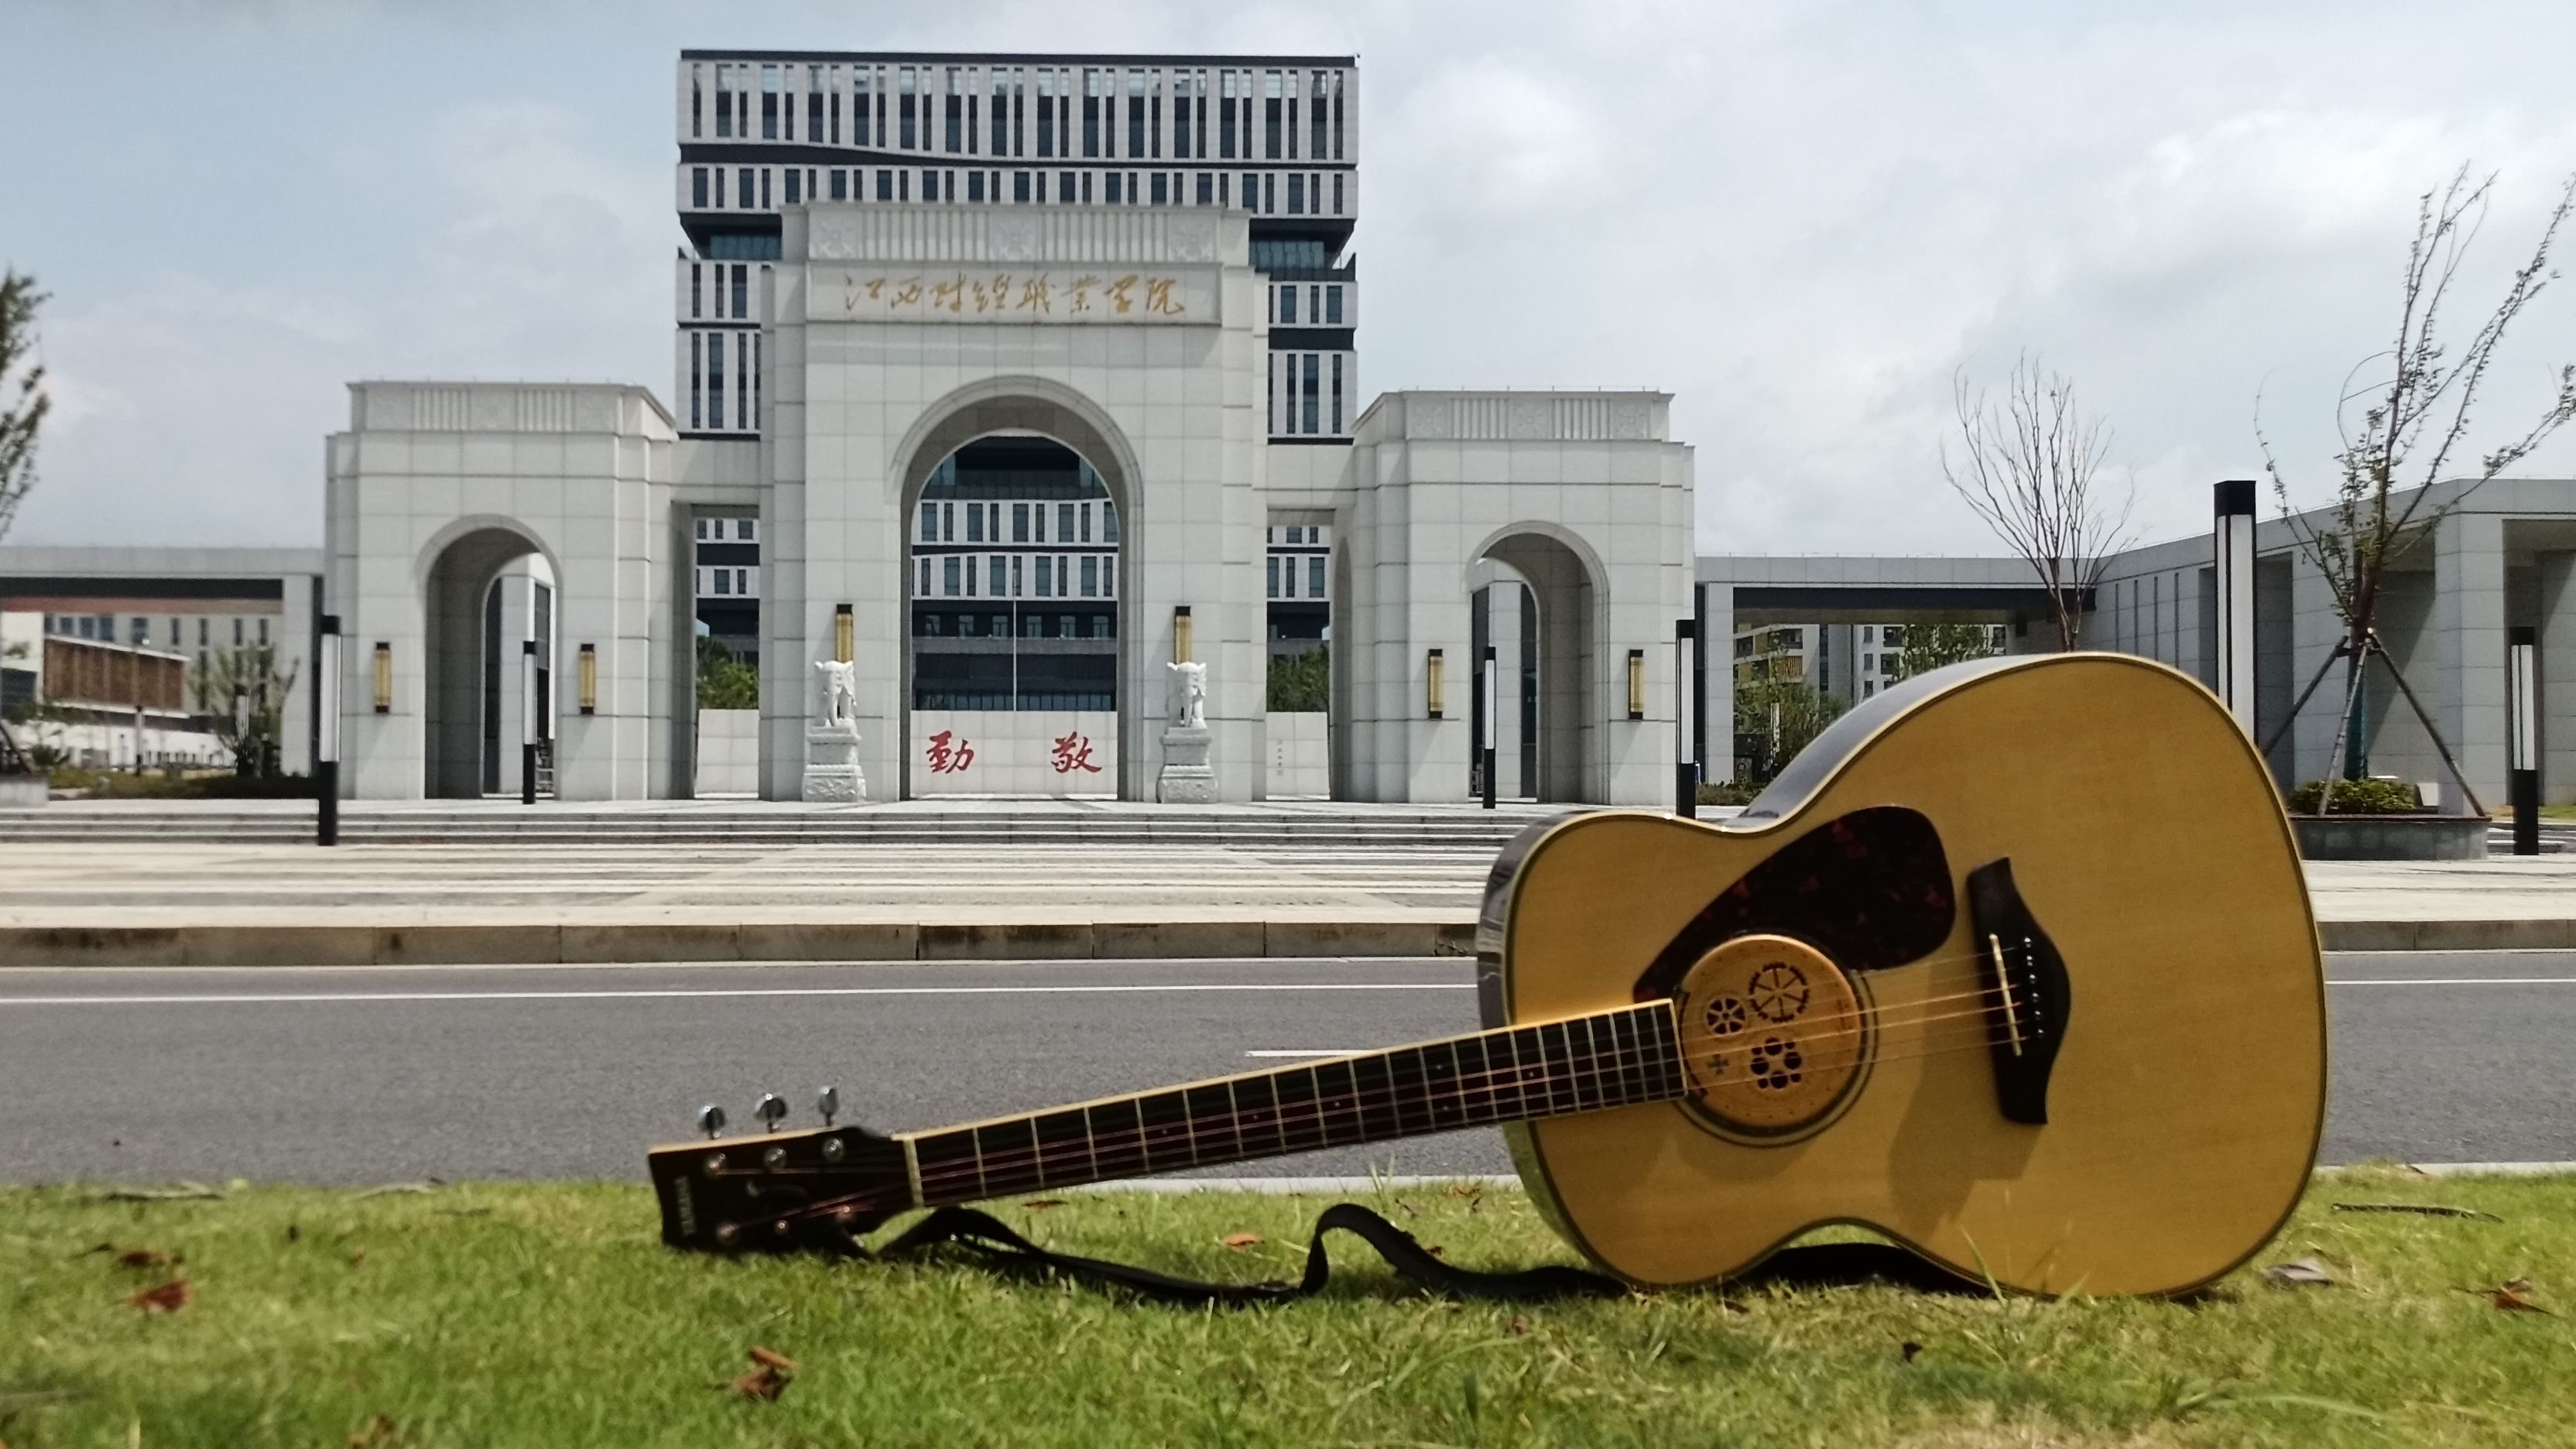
648,653,2325,1298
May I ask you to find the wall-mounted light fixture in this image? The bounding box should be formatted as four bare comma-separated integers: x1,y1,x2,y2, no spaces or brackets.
834,603,854,664
1173,605,1194,664
1427,648,1446,719
577,643,598,715
1627,649,1647,721
372,642,392,714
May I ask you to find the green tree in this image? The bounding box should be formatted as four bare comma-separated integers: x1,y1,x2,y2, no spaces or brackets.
695,637,759,710
1732,677,1844,783
1885,622,1999,682
193,644,300,776
1267,644,1328,712
0,269,45,546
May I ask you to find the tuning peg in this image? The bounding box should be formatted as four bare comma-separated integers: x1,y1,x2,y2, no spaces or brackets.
755,1093,789,1132
697,1104,728,1139
815,1085,841,1127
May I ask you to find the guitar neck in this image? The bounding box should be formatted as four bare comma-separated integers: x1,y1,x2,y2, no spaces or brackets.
897,1000,1684,1208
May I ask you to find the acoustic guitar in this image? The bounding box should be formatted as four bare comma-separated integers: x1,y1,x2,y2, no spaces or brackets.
649,653,2325,1297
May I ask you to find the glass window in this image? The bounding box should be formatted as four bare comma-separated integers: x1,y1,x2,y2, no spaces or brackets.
921,503,937,543
1012,502,1029,542
1101,508,1118,544
1324,286,1342,324
1309,556,1325,598
918,559,931,597
965,505,985,543
1104,557,1115,596
1196,172,1213,204
943,558,961,596
784,169,801,204
1151,173,1167,204
878,169,895,200
1278,286,1295,324
990,557,1008,596
738,518,756,541
1035,556,1053,597
691,167,709,207
1079,503,1092,543
1059,170,1077,202
1268,556,1280,598
1302,354,1320,434
1075,556,1093,597
714,570,731,596
1286,173,1303,214
968,170,985,202
197,618,208,646
232,618,244,646
738,168,755,208
923,170,940,201
1105,173,1121,204
1333,173,1343,214
830,169,848,200
1057,502,1075,540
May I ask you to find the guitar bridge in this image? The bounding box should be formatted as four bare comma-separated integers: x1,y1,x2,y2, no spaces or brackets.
1964,859,2071,1125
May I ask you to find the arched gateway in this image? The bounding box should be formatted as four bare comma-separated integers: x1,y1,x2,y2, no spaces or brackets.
327,216,1693,806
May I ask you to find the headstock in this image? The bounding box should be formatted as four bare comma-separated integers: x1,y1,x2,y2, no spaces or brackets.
648,1086,912,1254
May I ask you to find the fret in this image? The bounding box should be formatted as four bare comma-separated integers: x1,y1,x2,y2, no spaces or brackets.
1184,1082,1233,1166
1609,1007,1643,1108
1456,1032,1497,1125
1234,1071,1285,1158
1536,1020,1574,1118
1646,1005,1684,1098
974,1117,1038,1196
1512,1024,1547,1121
1136,1089,1194,1173
1386,1045,1432,1136
912,1128,981,1206
1504,1016,1535,1118
1348,1046,1396,1142
1029,1108,1091,1188
1313,1056,1362,1147
1425,1040,1462,1131
1088,1096,1148,1180
1577,1016,1610,1113
1273,1067,1324,1155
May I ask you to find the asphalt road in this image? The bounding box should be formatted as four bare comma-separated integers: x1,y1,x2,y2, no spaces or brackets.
1,952,2569,1187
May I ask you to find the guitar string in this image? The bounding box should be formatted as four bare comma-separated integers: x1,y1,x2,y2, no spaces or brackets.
760,993,2040,1222
891,985,2037,1203
740,983,2039,1219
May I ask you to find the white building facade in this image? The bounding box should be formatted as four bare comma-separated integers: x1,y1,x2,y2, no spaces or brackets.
319,50,1697,805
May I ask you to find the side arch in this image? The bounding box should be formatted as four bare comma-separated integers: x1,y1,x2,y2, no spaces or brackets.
1473,523,1608,803
416,518,558,799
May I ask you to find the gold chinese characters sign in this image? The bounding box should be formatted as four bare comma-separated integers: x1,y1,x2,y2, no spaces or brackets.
819,268,1218,325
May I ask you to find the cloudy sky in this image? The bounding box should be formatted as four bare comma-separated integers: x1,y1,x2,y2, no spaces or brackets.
5,0,2574,557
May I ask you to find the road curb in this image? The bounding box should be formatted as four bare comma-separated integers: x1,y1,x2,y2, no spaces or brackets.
0,919,1485,967
0,917,2554,966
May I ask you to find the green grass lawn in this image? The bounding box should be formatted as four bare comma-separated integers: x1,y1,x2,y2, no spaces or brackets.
5,1170,2572,1447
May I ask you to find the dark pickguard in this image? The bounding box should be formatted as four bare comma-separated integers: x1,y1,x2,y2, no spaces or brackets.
1632,806,1956,1003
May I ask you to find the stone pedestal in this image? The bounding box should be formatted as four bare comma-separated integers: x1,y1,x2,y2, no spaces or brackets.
802,721,868,803
1156,725,1214,803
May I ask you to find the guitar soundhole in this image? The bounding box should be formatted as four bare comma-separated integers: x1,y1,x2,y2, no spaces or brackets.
1673,934,1869,1143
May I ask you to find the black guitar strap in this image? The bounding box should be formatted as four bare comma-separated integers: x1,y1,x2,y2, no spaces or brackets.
854,1202,1977,1306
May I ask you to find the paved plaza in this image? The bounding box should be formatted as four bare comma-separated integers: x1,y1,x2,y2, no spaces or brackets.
3,799,2575,961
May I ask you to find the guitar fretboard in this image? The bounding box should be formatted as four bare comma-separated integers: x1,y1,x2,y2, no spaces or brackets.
903,1001,1683,1207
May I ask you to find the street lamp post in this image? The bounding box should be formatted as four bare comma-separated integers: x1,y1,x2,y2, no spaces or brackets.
317,614,341,847
2510,625,2539,856
1675,619,1697,819
1480,644,1498,811
521,638,540,807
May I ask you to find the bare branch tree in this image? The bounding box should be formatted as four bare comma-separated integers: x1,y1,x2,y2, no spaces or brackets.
2262,165,2576,788
1942,355,2136,649
0,269,47,546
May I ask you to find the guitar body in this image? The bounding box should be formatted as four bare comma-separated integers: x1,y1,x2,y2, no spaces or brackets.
1480,653,2325,1297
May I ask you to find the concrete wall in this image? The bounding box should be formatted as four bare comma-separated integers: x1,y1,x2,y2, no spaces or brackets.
906,709,1117,796
692,707,759,796
1265,709,1327,797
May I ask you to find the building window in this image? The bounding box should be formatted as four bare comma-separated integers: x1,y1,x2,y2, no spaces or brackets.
784,169,801,205
1101,507,1119,545
943,558,961,597
1302,354,1321,434
1309,556,1325,598
737,169,755,208
197,618,208,646
1324,286,1343,325
1332,173,1344,214
1035,556,1053,597
1278,286,1296,324
691,167,709,208
1012,502,1029,542
714,569,731,596
233,618,244,646
878,169,896,201
1267,556,1279,598
1330,353,1345,433
738,518,756,541
1057,502,1076,541
1286,173,1303,214
830,169,847,200
1080,556,1098,597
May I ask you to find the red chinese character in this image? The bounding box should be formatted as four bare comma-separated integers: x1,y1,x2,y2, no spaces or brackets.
1050,731,1101,774
927,730,975,775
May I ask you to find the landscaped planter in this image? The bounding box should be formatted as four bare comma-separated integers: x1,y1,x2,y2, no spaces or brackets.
2290,813,2489,861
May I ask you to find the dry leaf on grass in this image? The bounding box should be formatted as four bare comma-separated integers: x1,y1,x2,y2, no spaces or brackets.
1019,1199,1067,1211
2260,1257,2337,1288
726,1347,797,1401
347,1413,398,1447
1505,1314,1531,1336
2469,1278,2553,1314
1901,1341,1923,1363
128,1278,192,1313
1221,1232,1262,1250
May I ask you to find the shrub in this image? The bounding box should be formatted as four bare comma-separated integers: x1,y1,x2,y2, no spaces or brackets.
1696,779,1760,807
2288,777,2424,815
